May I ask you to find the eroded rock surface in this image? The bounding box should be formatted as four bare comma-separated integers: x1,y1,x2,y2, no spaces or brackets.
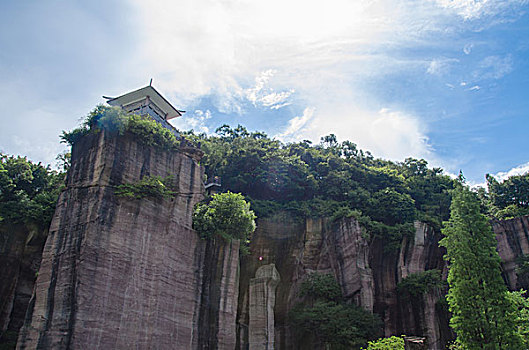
237,215,452,349
16,131,239,350
248,264,280,350
0,223,47,348
493,216,529,290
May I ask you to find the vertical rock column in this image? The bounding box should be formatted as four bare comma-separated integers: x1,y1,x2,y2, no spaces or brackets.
248,264,280,350
16,132,209,349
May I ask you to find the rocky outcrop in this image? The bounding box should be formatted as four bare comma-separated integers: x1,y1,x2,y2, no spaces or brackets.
237,214,452,349
373,222,451,348
248,264,280,350
493,215,529,290
16,131,239,349
0,223,47,348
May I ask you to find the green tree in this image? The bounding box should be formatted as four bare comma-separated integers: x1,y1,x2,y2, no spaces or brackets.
507,290,529,348
486,173,529,219
192,192,256,242
289,273,382,349
185,125,453,245
440,184,521,349
0,153,63,227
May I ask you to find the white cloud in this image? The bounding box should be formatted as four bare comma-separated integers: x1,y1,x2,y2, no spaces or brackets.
120,0,524,169
277,105,432,162
475,55,513,80
427,58,459,76
244,70,294,109
469,85,481,90
471,162,529,188
435,0,529,20
275,107,315,141
492,162,529,182
171,109,212,134
126,0,423,106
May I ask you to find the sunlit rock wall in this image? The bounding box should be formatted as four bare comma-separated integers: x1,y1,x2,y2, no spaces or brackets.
16,131,239,350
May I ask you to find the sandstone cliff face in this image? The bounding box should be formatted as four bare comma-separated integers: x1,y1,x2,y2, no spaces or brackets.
0,223,47,348
237,214,452,349
493,216,529,290
16,131,239,350
248,264,280,350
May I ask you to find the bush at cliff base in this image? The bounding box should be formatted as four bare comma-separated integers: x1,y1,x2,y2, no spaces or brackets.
289,273,382,349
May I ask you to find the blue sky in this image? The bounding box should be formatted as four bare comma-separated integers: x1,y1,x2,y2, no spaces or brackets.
1,0,528,185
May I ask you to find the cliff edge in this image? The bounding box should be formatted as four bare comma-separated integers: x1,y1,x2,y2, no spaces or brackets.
16,131,239,349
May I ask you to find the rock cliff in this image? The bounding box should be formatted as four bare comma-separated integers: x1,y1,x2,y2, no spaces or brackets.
248,264,280,350
4,125,529,350
0,223,47,348
16,131,239,349
494,216,529,290
237,214,529,350
237,214,452,349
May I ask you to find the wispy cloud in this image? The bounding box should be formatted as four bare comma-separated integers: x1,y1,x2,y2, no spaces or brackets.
474,55,514,80
122,0,526,170
463,43,474,54
172,109,212,134
244,70,294,109
427,58,459,76
277,105,432,161
492,162,529,182
435,0,529,20
275,107,315,141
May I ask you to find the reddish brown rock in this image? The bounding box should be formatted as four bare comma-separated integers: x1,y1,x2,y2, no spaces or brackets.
493,215,529,290
0,223,47,348
237,215,452,349
16,131,239,350
248,264,280,350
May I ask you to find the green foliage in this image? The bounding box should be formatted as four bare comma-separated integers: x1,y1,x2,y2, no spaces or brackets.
397,269,443,298
0,153,63,228
185,126,454,248
192,192,256,243
114,175,177,199
300,273,343,302
506,290,529,348
361,335,405,350
440,184,521,349
368,188,416,225
290,273,382,349
486,172,529,219
290,301,382,350
61,105,181,151
516,255,529,285
249,198,357,222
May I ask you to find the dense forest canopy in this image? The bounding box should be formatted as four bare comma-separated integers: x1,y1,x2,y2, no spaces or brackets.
0,153,63,229
184,124,456,249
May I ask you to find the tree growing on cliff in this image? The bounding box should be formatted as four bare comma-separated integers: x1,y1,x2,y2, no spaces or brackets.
485,172,529,219
440,184,521,349
193,191,256,244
